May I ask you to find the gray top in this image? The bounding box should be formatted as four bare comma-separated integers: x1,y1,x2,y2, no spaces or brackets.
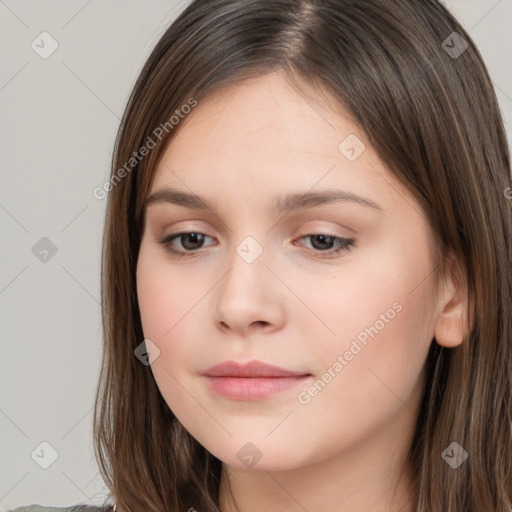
7,506,108,512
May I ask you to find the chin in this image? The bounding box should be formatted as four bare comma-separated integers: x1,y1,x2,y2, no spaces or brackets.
199,435,313,472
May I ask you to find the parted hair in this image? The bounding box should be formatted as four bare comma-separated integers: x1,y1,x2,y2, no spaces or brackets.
92,1,512,510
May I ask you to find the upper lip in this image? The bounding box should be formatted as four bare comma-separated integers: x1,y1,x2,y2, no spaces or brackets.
202,360,310,378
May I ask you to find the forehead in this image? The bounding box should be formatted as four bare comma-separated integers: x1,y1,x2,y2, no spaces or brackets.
149,72,416,220
163,72,355,155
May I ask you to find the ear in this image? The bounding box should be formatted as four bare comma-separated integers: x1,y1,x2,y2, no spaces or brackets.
433,254,472,348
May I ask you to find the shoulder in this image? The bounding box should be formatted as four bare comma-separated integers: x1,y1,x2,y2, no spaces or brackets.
7,506,109,512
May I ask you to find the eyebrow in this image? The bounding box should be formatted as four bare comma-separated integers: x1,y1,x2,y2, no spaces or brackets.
143,187,383,213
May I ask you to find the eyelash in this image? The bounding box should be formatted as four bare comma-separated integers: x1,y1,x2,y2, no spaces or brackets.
156,232,356,259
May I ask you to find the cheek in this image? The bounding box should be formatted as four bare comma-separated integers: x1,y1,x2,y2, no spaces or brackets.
137,245,205,341
136,246,214,406
296,234,436,415
284,273,434,466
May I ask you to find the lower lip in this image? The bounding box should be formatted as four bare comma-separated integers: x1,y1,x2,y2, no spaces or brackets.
204,375,311,400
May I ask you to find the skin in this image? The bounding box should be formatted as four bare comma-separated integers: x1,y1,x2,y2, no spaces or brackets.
136,71,468,512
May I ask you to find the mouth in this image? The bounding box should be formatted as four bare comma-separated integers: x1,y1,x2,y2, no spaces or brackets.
201,360,312,401
203,375,312,400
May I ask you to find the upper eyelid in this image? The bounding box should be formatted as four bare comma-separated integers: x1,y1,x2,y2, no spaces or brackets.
147,210,360,235
155,216,356,236
163,228,348,240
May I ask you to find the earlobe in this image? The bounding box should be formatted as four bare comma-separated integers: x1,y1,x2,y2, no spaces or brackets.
433,256,472,348
434,304,468,348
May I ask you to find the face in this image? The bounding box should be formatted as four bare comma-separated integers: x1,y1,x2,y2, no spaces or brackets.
136,71,440,471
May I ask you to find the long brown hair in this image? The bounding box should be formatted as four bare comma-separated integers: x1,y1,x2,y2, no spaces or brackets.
93,0,512,510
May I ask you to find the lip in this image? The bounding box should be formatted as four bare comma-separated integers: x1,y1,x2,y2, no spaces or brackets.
202,360,309,378
201,360,312,401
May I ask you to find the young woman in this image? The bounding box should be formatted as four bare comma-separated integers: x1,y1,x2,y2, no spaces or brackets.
11,0,511,511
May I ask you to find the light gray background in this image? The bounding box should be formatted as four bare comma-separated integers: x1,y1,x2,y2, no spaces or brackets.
1,0,511,509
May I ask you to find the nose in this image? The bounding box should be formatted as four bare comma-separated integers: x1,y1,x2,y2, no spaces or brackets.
213,239,286,337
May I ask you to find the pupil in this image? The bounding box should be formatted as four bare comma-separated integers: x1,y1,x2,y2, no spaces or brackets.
312,234,333,250
183,233,203,249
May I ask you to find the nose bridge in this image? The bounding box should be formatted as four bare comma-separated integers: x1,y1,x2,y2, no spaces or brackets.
235,233,266,266
222,232,269,296
222,207,272,275
213,228,284,332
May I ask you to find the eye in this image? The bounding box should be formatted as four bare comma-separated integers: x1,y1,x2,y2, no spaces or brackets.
295,233,355,258
156,231,356,259
156,232,215,257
